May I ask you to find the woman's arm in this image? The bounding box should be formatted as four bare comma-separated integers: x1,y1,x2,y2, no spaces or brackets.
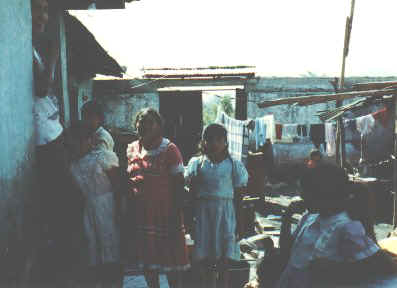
279,200,306,258
171,172,186,211
311,250,397,284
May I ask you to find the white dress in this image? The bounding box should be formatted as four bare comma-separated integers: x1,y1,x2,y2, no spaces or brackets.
185,156,248,262
70,148,120,266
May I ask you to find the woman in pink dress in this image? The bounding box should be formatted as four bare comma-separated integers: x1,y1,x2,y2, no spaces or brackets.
126,108,189,288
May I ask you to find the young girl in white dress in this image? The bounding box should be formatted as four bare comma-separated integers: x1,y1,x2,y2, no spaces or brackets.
185,123,248,288
70,123,123,288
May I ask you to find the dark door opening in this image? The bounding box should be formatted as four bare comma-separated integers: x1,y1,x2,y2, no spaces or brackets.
159,91,203,165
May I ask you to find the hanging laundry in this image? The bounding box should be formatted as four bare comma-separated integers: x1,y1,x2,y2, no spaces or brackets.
260,115,275,142
254,117,267,151
325,122,337,157
216,110,250,164
309,124,325,149
343,119,357,142
356,114,375,136
282,124,298,140
275,124,283,140
372,107,389,128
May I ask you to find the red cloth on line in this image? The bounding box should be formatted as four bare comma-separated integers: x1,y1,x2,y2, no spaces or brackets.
372,107,389,128
276,124,283,140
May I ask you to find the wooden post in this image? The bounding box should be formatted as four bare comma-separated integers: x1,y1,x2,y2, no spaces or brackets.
235,88,248,120
389,55,397,226
59,11,71,128
337,0,355,168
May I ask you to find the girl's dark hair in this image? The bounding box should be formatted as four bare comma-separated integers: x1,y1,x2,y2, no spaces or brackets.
68,121,95,160
134,108,164,137
70,120,95,142
300,163,350,215
198,123,230,158
301,163,349,202
300,163,377,242
81,101,105,124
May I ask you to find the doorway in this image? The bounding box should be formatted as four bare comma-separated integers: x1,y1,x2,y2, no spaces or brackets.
159,91,203,164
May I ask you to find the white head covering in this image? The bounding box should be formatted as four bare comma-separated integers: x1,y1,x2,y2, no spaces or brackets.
94,126,115,151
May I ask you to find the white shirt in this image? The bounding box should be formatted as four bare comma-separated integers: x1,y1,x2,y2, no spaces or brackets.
33,95,63,146
276,212,380,288
33,47,63,146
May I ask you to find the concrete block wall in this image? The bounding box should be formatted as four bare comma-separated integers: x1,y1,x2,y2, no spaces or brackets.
246,77,397,124
246,77,397,164
96,92,160,132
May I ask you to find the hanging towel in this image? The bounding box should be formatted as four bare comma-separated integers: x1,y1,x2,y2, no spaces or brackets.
259,115,275,142
372,107,389,128
356,114,375,136
325,122,337,157
216,110,250,164
283,124,299,140
310,124,325,149
276,124,283,140
254,118,267,151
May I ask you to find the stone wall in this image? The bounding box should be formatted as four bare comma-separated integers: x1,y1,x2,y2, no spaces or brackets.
97,91,159,132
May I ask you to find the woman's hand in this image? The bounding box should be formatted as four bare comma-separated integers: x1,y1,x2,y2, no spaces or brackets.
244,278,259,288
128,174,144,197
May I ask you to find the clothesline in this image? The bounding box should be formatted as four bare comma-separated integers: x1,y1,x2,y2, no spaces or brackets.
214,107,388,161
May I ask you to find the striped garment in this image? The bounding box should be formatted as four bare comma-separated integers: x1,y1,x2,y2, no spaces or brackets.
216,110,250,165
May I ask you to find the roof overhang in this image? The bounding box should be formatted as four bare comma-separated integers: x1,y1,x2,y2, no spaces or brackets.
53,0,139,10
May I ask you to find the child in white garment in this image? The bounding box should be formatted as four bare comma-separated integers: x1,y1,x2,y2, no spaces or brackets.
70,123,123,288
185,123,248,288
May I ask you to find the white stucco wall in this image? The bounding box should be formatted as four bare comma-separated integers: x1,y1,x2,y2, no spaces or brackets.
0,0,35,262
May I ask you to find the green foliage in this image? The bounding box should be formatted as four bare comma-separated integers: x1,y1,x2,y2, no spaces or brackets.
220,95,234,117
202,95,235,127
203,103,218,127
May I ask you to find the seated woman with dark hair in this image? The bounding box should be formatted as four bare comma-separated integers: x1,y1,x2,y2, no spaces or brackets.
246,163,397,288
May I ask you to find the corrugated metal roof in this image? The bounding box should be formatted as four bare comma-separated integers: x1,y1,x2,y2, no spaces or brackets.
143,66,256,79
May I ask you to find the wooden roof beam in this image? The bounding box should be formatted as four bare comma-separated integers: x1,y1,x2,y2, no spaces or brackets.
257,88,397,108
352,81,397,91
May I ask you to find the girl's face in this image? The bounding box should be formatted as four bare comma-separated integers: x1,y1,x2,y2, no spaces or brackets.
205,135,227,155
137,116,161,145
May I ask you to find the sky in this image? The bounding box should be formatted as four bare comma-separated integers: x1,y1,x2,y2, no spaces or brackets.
70,0,397,78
